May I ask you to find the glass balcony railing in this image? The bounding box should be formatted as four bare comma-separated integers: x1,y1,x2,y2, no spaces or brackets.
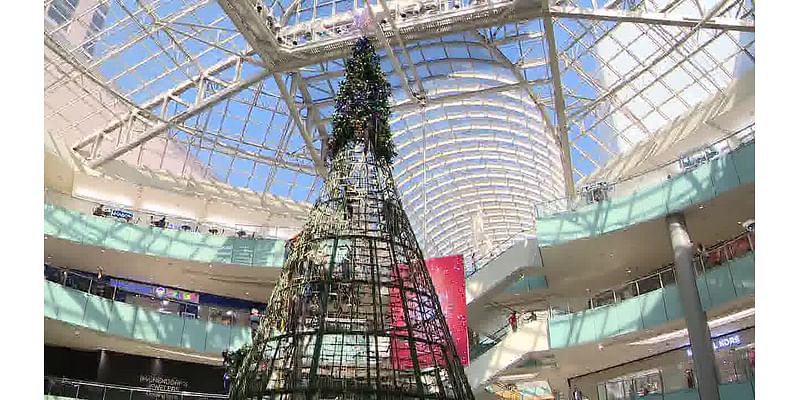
533,124,755,219
44,189,303,241
581,231,754,312
44,203,288,268
549,236,755,349
45,376,228,400
469,230,755,359
44,266,264,329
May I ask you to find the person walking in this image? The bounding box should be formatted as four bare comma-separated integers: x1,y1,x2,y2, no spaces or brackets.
508,311,518,333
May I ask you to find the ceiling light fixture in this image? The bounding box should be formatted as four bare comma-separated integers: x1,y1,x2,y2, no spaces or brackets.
698,205,705,209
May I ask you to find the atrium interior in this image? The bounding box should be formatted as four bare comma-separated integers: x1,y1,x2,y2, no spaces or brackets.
41,0,755,398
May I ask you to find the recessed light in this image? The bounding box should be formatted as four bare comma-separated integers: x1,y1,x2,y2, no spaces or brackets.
609,253,614,258
698,205,704,209
100,249,105,253
598,344,604,350
585,288,591,293
47,255,52,259
626,268,632,273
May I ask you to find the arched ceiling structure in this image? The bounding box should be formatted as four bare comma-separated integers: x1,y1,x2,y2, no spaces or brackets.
44,0,754,259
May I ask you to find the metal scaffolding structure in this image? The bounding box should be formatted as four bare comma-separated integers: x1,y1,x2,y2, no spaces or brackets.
44,0,755,259
228,143,473,399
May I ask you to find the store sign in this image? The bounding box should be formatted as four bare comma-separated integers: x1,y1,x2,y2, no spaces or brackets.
139,374,189,392
110,279,200,304
687,333,742,356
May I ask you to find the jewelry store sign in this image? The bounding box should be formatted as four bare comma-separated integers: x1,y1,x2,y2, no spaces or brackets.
686,333,742,356
138,374,190,397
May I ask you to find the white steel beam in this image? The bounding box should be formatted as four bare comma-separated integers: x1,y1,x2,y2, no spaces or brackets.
88,68,273,168
543,4,576,196
550,5,754,32
376,0,426,97
273,73,329,177
365,1,420,105
217,0,327,176
72,52,255,150
570,0,736,123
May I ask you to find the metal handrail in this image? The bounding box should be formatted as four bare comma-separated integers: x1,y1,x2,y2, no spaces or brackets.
44,376,229,399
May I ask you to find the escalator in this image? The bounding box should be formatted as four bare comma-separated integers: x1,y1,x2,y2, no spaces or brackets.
465,238,543,315
465,318,550,389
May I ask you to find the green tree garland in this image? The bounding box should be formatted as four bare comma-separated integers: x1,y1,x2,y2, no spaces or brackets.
328,37,396,164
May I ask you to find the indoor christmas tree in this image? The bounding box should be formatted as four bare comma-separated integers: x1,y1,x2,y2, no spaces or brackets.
227,37,474,400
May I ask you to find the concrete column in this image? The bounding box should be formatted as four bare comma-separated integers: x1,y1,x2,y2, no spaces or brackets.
666,213,720,400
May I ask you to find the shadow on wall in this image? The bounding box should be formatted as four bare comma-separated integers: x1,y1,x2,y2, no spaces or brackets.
537,142,754,247
44,203,287,268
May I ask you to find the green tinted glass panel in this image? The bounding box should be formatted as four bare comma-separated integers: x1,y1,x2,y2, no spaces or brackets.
132,309,162,343
180,318,208,351
639,290,668,329
705,266,737,307
53,284,88,326
157,313,185,347
83,296,113,332
732,143,755,184
205,321,233,352
107,301,138,338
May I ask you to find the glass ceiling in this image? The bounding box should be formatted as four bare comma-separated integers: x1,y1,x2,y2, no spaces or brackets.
43,0,755,259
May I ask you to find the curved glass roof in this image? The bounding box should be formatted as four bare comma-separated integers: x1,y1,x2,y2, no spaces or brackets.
43,0,755,258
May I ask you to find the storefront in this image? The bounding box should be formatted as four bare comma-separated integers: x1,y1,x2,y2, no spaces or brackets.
571,327,754,400
45,346,227,394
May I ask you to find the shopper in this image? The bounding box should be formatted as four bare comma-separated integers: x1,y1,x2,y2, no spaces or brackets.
93,204,106,217
508,311,518,333
250,308,261,338
685,369,695,389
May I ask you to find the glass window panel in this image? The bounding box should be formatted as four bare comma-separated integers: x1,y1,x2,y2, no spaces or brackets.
593,290,616,308
616,283,638,301
47,0,79,25
637,274,662,295
661,269,676,286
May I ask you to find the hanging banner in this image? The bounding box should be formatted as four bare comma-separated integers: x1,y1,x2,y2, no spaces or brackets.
389,255,469,368
426,255,469,366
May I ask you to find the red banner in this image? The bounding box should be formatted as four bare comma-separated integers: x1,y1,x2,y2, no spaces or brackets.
389,255,469,368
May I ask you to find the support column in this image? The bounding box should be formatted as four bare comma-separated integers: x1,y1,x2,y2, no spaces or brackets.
666,213,720,400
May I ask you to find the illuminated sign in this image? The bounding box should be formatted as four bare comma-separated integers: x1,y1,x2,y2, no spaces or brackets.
687,333,742,356
110,279,200,304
